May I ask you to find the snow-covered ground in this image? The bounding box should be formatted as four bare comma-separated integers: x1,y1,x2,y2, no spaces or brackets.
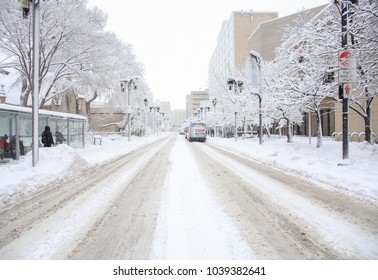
0,132,377,260
2,133,376,207
208,135,378,203
150,136,255,259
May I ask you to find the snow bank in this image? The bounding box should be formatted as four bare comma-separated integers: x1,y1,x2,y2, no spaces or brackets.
0,134,168,209
207,136,378,203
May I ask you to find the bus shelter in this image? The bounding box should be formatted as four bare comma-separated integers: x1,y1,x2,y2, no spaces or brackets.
0,104,86,160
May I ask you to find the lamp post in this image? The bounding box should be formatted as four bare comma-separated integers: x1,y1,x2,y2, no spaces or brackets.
212,98,217,137
227,78,243,142
144,98,148,136
18,0,41,166
120,78,138,142
149,105,160,136
203,106,210,132
199,105,210,131
250,51,263,145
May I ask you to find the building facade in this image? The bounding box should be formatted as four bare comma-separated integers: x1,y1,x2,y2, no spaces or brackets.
186,90,209,119
248,5,327,62
209,11,278,90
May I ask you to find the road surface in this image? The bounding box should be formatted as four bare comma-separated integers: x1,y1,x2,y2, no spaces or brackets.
0,134,377,259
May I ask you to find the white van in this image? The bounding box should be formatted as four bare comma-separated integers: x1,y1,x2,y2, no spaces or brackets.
185,122,206,142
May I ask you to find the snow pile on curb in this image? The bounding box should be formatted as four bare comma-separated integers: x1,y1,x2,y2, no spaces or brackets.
207,136,378,203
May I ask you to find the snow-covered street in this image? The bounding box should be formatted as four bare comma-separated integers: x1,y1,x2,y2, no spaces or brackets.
0,133,377,260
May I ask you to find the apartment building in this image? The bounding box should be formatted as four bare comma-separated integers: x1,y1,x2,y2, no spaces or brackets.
186,90,209,119
208,11,278,90
248,5,327,61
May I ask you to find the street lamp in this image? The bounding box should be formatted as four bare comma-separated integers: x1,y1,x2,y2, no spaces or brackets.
17,0,41,166
200,105,210,133
250,51,263,145
212,98,217,137
149,105,160,136
227,78,243,142
120,78,138,142
144,98,148,136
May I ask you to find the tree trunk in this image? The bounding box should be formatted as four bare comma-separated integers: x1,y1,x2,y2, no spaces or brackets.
364,99,372,144
85,90,98,130
316,108,323,148
286,118,293,143
20,76,30,107
243,116,246,140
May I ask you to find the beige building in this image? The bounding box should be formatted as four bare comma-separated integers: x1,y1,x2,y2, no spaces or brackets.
247,4,377,140
46,89,87,117
186,90,209,119
89,106,124,132
248,5,328,62
0,85,6,104
209,10,278,89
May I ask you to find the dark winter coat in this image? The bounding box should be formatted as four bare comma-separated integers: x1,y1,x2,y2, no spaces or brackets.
42,126,54,147
55,131,65,144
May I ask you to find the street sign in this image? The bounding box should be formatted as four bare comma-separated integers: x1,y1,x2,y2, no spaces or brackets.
339,69,357,83
338,50,356,84
343,84,351,99
338,50,356,69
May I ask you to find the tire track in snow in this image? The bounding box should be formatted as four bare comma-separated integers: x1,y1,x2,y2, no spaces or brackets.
150,136,255,259
194,142,378,259
0,136,172,259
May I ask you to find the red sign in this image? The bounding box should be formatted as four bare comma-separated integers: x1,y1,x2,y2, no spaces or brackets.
339,50,355,69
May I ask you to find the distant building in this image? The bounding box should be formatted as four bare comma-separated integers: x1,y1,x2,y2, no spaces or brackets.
159,101,171,116
170,109,186,132
186,90,209,119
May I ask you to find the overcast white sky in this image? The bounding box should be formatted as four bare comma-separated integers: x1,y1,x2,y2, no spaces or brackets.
88,0,330,110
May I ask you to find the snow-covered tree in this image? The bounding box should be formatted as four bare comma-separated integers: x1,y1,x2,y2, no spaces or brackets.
0,0,144,118
273,7,340,147
343,0,378,143
263,57,304,143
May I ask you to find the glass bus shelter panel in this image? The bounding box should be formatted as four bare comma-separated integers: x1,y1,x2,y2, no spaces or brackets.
0,112,13,138
19,115,33,150
68,120,85,148
1,105,86,160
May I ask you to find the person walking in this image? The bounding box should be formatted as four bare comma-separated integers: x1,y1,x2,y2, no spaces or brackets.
55,130,65,144
41,126,54,147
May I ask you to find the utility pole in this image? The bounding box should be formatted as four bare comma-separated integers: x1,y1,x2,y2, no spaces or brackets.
29,0,41,167
18,0,41,166
338,0,358,163
250,51,263,145
341,0,349,161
